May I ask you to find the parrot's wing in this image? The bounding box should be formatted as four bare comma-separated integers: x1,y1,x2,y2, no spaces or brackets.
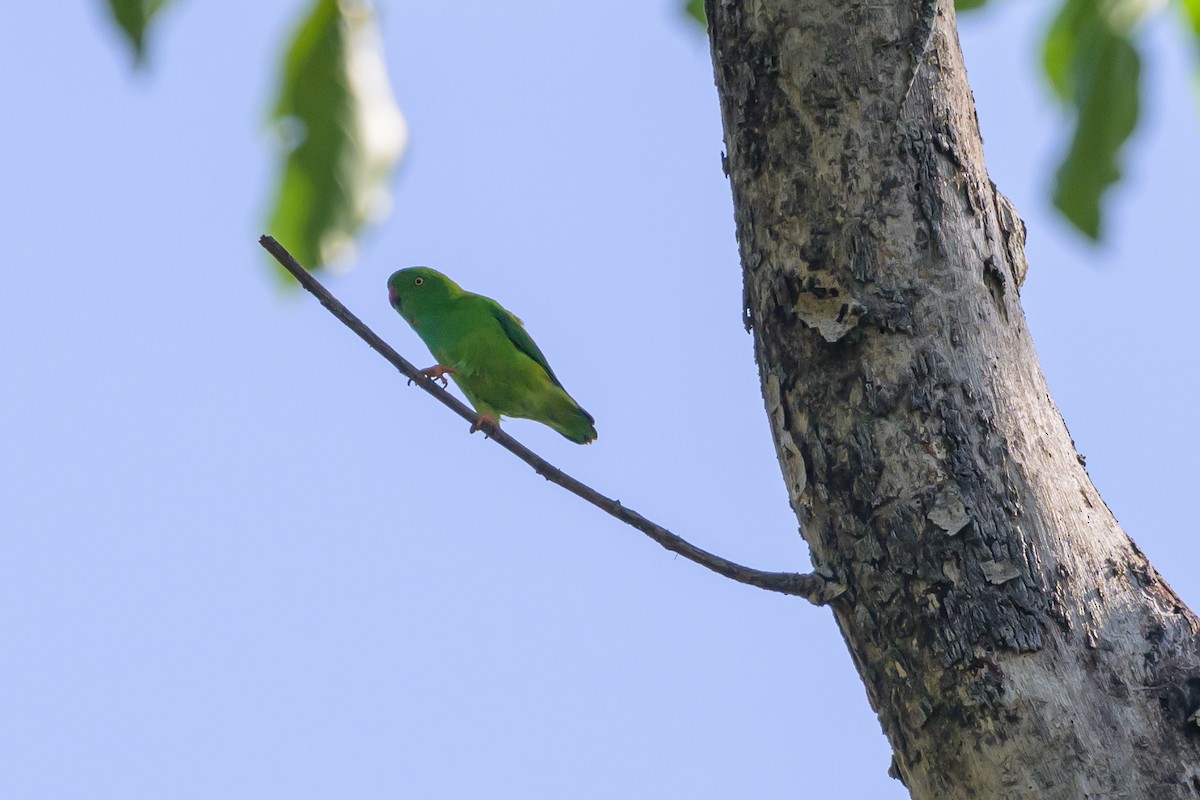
487,299,564,388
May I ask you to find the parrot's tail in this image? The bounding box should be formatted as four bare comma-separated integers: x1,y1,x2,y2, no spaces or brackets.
550,398,597,445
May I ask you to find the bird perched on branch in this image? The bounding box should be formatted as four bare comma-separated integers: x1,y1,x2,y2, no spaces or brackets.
387,267,597,444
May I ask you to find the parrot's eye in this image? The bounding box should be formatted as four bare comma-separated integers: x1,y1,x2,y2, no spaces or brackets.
414,277,424,286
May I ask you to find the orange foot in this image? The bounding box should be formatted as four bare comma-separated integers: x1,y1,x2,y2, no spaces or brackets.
470,414,500,437
408,364,456,387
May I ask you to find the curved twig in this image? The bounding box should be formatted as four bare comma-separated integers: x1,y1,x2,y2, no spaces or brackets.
260,235,843,604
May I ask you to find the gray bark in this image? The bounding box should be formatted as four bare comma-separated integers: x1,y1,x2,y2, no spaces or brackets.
704,0,1200,796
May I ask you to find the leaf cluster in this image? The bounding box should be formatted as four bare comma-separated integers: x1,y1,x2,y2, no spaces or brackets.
105,0,406,277
953,0,1194,239
103,0,1199,261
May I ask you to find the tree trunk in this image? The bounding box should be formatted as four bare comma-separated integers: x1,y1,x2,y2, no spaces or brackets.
704,0,1200,796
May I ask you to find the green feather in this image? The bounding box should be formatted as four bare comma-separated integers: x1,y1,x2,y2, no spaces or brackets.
386,267,597,444
486,301,563,388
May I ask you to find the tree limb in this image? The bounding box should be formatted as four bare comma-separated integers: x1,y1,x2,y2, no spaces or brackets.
259,235,842,604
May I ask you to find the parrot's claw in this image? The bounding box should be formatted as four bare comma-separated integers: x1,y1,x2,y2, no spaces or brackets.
410,365,455,387
470,414,500,438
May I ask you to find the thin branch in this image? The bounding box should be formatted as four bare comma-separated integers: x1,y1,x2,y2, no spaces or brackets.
260,235,844,604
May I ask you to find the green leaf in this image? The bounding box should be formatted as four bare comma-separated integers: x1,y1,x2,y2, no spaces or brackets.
267,0,407,276
1043,0,1092,102
1182,0,1200,37
685,0,706,28
106,0,173,65
1053,33,1139,238
1042,0,1142,239
956,0,991,11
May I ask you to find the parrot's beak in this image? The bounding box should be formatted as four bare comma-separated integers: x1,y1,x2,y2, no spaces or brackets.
388,287,401,309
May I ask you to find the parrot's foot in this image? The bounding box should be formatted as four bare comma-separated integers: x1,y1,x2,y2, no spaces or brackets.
409,365,456,387
470,414,500,437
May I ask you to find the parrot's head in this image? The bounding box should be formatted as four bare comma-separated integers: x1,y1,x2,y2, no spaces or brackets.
387,267,461,322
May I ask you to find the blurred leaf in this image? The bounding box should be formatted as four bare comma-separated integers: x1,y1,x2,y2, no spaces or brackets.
267,0,407,276
1182,0,1200,37
1043,0,1092,102
685,0,706,28
106,0,173,65
956,0,991,11
1043,0,1142,239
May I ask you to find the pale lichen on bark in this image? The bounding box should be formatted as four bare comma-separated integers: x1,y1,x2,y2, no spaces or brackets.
704,0,1200,796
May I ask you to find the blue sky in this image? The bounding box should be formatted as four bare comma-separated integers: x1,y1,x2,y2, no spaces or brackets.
2,2,1197,798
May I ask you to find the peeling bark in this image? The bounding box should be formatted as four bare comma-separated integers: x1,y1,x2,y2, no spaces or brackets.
704,1,1200,796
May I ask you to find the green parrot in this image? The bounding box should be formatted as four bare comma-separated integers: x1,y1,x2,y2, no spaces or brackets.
386,267,597,444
